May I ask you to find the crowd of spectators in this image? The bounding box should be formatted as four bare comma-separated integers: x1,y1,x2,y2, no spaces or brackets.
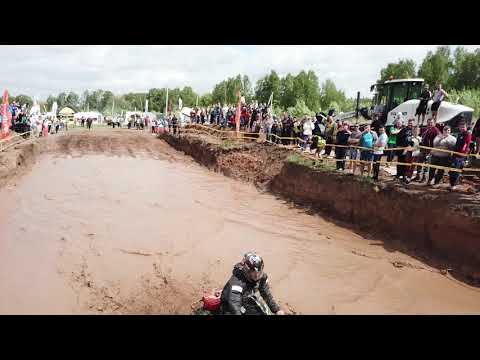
178,100,479,191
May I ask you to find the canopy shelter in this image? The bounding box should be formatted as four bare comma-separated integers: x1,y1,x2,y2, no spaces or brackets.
58,107,75,122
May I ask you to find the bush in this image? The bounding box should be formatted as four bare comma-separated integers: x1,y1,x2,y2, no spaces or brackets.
287,100,315,118
449,89,480,119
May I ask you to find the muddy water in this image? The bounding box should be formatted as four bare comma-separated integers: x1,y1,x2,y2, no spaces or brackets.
1,150,480,314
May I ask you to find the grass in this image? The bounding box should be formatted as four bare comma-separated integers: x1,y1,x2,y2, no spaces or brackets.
287,153,336,172
219,139,245,151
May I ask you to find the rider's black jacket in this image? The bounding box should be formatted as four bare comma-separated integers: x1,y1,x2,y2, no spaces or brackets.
220,263,280,315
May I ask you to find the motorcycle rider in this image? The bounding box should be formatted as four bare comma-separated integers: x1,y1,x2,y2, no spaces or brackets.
220,252,285,315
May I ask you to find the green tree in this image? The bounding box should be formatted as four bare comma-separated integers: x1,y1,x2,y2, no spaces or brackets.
287,99,315,118
280,73,296,109
242,75,253,103
226,75,244,105
46,95,57,110
80,90,89,110
199,93,213,107
147,88,167,112
297,70,321,111
210,76,244,106
450,47,480,90
66,92,80,110
418,46,452,88
255,70,281,107
101,91,115,114
179,86,198,107
449,89,480,118
319,79,346,112
379,59,417,82
167,88,181,111
13,94,33,107
123,92,147,111
56,92,67,108
113,95,129,114
211,80,227,105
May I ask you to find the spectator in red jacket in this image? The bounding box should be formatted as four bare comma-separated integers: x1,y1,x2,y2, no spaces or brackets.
414,118,441,182
449,121,472,191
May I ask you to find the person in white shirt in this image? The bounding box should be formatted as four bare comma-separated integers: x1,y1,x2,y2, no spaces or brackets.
431,83,448,123
428,125,456,186
302,117,315,151
265,115,274,142
372,125,388,181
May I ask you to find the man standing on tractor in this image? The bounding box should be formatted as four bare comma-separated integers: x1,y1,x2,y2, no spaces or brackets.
431,83,448,123
220,252,285,315
416,84,432,126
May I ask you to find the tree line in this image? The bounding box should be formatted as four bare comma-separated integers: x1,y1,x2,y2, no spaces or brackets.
9,72,368,118
8,45,480,118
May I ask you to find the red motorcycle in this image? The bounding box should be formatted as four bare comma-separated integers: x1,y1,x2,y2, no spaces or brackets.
193,290,273,315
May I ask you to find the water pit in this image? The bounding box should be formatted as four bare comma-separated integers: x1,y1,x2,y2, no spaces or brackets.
1,129,480,314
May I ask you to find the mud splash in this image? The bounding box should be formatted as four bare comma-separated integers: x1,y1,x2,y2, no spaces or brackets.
1,129,480,314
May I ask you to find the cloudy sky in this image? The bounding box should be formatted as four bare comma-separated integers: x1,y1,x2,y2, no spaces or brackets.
2,45,479,100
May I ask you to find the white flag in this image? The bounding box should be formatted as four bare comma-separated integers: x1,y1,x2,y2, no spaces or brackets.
179,97,183,110
145,99,149,113
267,92,273,110
52,102,58,118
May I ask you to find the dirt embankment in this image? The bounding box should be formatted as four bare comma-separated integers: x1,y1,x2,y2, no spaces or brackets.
162,130,480,280
163,132,292,187
0,138,50,189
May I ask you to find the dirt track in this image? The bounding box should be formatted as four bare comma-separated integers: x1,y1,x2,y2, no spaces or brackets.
1,128,480,314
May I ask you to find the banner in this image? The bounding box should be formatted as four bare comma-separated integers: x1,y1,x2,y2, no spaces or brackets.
179,97,183,110
52,101,58,119
235,90,241,135
1,90,11,139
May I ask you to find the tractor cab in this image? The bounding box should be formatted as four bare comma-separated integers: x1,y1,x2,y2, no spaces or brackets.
371,78,424,124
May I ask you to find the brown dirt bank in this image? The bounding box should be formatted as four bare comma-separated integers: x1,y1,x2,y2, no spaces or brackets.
162,131,480,281
0,136,52,189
